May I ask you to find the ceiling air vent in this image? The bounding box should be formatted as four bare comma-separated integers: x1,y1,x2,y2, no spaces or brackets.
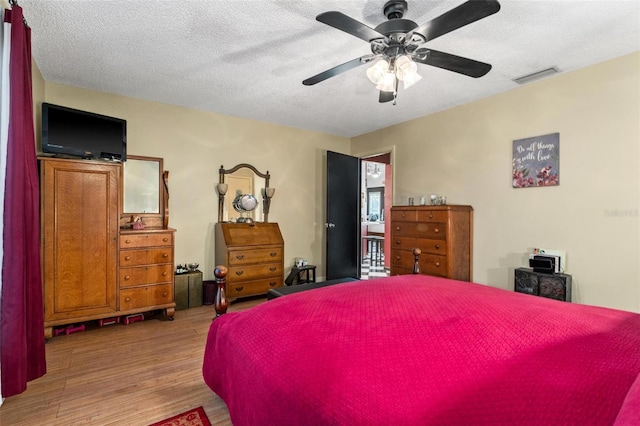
513,67,561,85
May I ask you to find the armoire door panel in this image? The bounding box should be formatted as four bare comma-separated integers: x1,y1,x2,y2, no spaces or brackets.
42,159,118,322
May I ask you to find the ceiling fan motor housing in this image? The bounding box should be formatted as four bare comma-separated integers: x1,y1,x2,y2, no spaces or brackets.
383,0,408,20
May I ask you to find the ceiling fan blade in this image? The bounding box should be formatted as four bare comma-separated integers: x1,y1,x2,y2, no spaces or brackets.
317,11,386,43
379,91,394,103
413,49,492,78
303,55,375,86
412,0,500,43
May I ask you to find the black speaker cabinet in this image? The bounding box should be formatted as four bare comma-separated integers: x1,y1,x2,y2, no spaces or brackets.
514,267,572,302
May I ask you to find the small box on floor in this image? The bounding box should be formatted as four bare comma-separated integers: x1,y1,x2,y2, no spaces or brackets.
175,270,203,310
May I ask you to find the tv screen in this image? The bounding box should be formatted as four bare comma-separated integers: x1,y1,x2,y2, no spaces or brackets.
42,103,127,161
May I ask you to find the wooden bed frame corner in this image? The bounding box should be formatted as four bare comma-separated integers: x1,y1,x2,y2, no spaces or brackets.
212,247,422,318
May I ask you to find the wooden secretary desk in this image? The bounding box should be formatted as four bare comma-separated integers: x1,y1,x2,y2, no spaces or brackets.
214,163,284,303
40,156,175,339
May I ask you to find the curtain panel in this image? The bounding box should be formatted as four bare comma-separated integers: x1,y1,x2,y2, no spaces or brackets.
0,4,46,398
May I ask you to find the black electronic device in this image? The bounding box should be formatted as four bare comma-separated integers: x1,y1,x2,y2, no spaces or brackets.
42,103,127,161
529,256,554,274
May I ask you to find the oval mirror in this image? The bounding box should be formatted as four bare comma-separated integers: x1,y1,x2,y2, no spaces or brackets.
217,164,272,223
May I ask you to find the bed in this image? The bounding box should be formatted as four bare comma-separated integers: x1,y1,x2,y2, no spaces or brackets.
203,272,640,425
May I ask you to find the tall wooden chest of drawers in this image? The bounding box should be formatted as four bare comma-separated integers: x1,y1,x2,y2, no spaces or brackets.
119,228,176,318
390,205,473,281
215,222,284,301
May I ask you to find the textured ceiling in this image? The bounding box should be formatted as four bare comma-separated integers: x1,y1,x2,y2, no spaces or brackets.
18,0,640,138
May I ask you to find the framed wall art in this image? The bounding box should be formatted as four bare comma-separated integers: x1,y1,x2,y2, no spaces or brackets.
512,132,559,188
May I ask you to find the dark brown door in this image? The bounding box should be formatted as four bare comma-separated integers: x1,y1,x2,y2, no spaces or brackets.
326,151,360,280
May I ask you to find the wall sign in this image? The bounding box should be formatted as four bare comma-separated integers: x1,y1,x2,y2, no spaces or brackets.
512,132,559,188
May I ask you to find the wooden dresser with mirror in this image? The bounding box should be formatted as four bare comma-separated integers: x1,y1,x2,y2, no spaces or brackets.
40,155,175,339
214,163,283,304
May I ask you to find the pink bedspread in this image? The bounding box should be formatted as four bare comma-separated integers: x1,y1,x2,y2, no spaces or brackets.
202,275,640,425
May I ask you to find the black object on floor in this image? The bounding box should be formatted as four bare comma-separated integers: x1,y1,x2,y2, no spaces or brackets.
267,277,359,300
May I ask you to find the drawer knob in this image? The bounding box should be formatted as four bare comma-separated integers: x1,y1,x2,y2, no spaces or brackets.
434,228,440,233
162,271,168,276
435,262,441,267
235,270,244,276
395,240,400,245
270,252,277,257
235,286,244,292
269,282,277,287
162,253,169,258
236,254,244,260
125,239,131,244
162,291,168,297
401,213,406,218
395,255,400,260
396,226,401,231
269,267,277,272
435,244,440,249
163,237,168,242
124,275,130,280
125,297,130,302
429,213,433,219
124,256,131,261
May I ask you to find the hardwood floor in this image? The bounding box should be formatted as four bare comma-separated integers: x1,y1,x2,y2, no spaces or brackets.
0,298,264,425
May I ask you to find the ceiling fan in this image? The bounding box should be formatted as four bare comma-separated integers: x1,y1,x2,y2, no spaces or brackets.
302,0,501,104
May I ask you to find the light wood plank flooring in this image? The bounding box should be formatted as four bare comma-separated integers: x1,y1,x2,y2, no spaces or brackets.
0,298,263,425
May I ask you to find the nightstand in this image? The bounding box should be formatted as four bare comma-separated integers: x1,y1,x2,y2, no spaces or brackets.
514,267,572,302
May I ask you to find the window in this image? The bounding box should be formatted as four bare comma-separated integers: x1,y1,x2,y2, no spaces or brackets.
367,187,384,221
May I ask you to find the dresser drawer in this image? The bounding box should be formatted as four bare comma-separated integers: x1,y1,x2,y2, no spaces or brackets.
120,284,173,310
119,264,173,288
392,222,446,239
120,233,173,249
392,237,448,256
416,210,448,223
228,247,283,266
391,210,417,222
227,278,282,298
228,263,282,283
120,248,173,267
391,250,448,277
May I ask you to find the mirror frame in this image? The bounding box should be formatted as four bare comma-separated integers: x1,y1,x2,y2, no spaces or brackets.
121,155,169,229
218,163,271,223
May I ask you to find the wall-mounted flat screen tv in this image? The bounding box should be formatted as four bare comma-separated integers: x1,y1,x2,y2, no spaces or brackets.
42,103,127,161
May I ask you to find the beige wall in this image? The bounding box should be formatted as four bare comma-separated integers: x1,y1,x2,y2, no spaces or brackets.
352,52,640,312
32,58,44,137
36,52,639,312
42,83,349,280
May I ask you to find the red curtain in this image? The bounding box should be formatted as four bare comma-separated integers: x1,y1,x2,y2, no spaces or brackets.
1,5,46,397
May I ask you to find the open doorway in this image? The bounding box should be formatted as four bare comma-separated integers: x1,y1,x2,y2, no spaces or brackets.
360,153,392,280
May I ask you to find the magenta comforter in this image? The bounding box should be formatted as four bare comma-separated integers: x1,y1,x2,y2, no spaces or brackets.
203,275,640,425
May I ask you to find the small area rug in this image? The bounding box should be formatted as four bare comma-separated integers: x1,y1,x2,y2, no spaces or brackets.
148,406,211,426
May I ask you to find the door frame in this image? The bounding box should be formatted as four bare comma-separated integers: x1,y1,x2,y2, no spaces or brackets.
353,145,396,200
354,146,396,271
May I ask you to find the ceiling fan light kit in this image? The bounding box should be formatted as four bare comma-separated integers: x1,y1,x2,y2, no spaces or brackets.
302,0,501,104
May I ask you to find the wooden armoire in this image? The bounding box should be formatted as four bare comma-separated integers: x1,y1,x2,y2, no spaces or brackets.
40,157,175,338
